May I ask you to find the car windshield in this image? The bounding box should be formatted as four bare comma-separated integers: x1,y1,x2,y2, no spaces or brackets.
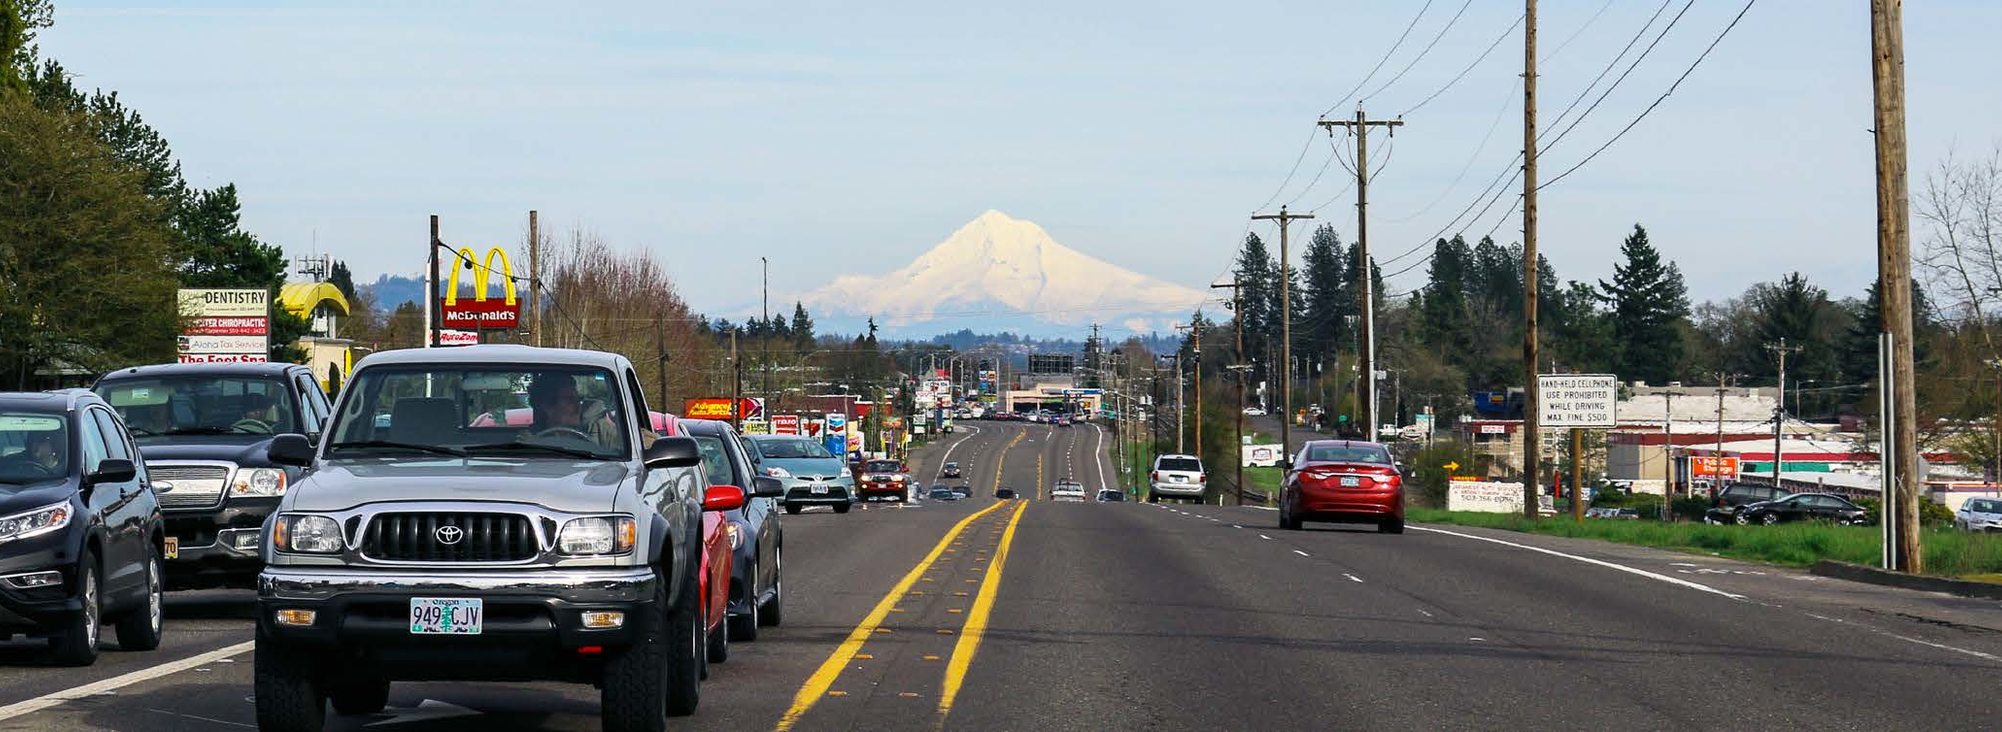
755,438,833,459
1159,458,1202,472
690,435,739,486
325,366,631,460
1969,500,2001,513
95,375,299,437
0,413,69,484
1304,445,1392,464
866,460,902,472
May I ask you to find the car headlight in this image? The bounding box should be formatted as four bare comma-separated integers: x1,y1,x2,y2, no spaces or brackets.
233,468,288,497
724,521,742,550
764,466,792,479
0,502,71,545
273,514,342,554
558,516,637,555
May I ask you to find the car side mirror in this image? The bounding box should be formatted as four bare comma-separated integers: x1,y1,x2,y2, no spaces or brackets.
87,458,137,485
751,476,786,498
1281,459,1294,471
704,484,747,512
644,436,703,469
268,434,315,467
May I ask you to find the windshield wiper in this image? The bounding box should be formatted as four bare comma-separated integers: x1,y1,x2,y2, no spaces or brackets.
326,440,467,458
463,442,607,460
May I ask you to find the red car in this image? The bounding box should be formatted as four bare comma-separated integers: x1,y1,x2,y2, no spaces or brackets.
1279,440,1405,534
857,459,912,502
698,484,744,677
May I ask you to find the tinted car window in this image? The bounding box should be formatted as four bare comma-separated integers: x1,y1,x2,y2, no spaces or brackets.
1158,458,1202,472
328,366,631,460
690,435,737,487
1969,499,2000,513
0,413,69,483
90,409,132,461
1304,445,1392,464
865,460,903,473
754,438,833,459
97,376,299,437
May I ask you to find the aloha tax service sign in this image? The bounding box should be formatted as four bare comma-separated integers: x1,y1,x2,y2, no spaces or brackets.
177,289,268,363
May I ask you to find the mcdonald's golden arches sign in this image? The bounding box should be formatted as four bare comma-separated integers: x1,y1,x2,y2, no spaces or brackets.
441,247,521,330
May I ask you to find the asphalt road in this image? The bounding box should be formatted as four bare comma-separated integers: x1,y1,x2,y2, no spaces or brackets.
2,420,2000,730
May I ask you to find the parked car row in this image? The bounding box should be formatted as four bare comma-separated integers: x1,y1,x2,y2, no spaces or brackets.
1702,483,1871,526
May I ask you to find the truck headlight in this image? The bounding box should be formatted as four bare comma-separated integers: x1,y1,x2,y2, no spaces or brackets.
273,514,342,554
558,516,637,556
233,468,288,497
0,502,71,545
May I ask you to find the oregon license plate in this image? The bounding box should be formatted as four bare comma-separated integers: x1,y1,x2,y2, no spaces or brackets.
409,598,483,635
1340,477,1362,487
163,537,179,560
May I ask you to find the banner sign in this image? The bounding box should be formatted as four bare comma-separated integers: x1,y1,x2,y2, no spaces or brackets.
685,397,762,420
441,247,521,331
1240,444,1284,468
770,414,801,435
1691,455,1741,480
741,419,769,435
178,289,268,363
1537,374,1618,428
1448,481,1557,514
438,330,480,346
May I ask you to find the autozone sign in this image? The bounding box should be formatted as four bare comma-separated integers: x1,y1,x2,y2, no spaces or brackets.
441,247,521,331
770,415,801,435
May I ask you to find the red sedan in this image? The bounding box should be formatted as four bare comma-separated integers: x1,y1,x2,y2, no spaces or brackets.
699,484,744,675
1279,440,1405,534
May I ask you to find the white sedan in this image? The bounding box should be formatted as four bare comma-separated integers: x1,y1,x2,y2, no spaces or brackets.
1051,481,1088,502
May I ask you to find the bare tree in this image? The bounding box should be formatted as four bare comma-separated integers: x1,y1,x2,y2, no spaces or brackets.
1916,145,2002,350
541,229,714,409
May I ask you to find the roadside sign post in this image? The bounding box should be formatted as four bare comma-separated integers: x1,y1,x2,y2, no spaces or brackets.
1537,374,1618,522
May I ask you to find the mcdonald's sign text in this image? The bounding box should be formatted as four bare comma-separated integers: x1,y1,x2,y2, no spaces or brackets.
441,247,522,331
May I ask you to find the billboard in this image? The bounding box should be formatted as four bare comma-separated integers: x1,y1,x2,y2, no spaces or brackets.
441,247,521,331
1448,481,1558,514
1691,456,1741,480
1537,374,1618,428
178,289,268,364
684,397,763,420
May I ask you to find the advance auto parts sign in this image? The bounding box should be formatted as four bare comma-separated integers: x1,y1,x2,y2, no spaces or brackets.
177,289,268,363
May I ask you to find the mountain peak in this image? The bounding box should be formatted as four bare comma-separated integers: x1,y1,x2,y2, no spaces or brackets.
801,211,1208,336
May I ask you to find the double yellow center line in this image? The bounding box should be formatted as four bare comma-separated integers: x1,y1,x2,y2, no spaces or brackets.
776,426,1033,731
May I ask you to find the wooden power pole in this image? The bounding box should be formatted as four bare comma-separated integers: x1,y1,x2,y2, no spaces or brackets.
1319,112,1404,443
1871,0,1921,573
1252,207,1314,465
528,210,541,347
1518,0,1542,518
1214,278,1247,505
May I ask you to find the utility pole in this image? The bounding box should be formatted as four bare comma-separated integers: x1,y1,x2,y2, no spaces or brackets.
1569,427,1584,523
761,256,771,401
1174,349,1186,454
731,330,743,430
528,210,541,347
1662,389,1687,520
1986,359,2002,484
1871,0,1921,573
1766,338,1802,489
1251,207,1314,463
1215,278,1246,505
1319,112,1404,443
427,215,441,349
656,319,668,412
1518,0,1543,517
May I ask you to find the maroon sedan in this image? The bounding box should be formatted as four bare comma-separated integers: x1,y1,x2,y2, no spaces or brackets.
1279,440,1405,534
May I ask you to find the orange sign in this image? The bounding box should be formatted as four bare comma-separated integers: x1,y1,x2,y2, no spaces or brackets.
685,398,756,419
1691,456,1741,480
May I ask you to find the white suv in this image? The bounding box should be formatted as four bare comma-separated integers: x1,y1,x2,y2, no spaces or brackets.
1149,454,1206,503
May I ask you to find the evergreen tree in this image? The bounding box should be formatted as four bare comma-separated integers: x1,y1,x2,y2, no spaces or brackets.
1299,227,1348,370
790,301,815,351
327,260,356,300
1598,225,1690,383
1744,272,1840,385
1234,232,1278,373
1840,280,1934,384
1419,236,1471,350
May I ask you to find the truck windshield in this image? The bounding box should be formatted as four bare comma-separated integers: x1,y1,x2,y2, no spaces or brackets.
96,376,298,437
325,366,631,460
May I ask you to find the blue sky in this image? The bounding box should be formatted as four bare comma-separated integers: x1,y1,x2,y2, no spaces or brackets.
36,1,2002,323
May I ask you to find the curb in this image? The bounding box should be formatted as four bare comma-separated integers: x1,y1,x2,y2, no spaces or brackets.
1810,560,2002,601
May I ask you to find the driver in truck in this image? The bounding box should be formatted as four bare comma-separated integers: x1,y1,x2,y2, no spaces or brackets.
528,373,620,447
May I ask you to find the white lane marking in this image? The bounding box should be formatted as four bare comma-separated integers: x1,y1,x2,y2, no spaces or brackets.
0,640,256,721
1231,524,1244,529
1259,534,1273,540
1090,423,1112,494
1411,526,1747,601
1807,613,2002,664
1293,550,1311,557
1468,637,1486,642
1417,609,1435,618
146,708,254,729
1245,506,1278,512
1344,573,1364,583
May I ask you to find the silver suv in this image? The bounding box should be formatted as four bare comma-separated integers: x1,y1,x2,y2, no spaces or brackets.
253,346,746,732
1149,454,1206,503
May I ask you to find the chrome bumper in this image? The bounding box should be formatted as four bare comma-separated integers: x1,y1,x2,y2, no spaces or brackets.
259,566,657,605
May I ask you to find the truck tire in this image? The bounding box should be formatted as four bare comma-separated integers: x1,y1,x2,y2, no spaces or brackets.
603,568,673,732
254,626,326,732
328,673,390,716
664,559,704,717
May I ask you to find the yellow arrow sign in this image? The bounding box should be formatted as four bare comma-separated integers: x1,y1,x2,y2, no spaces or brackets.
1442,461,1461,472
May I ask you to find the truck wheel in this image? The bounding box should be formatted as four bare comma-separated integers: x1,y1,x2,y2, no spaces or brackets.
603,569,674,732
785,504,803,515
48,554,100,666
113,548,164,652
328,673,390,716
663,559,703,717
254,626,327,732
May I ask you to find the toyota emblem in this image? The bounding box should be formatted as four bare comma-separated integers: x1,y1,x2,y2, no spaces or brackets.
435,525,465,545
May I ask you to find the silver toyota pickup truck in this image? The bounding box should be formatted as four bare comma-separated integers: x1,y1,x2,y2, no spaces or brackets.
252,346,736,732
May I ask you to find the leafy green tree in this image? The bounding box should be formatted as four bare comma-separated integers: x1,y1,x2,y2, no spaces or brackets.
1841,279,1935,385
0,94,179,386
1419,235,1471,352
1744,272,1842,386
1598,225,1689,384
1,0,52,93
1547,281,1616,374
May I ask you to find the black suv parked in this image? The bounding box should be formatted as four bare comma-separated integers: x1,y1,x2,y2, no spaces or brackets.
681,419,785,642
1702,483,1791,524
0,390,165,665
93,362,332,589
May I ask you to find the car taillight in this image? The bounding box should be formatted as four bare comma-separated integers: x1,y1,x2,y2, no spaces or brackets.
1151,471,1159,482
1197,473,1205,483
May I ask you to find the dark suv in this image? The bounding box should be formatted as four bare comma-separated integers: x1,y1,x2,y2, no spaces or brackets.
680,419,785,642
1703,483,1791,524
253,346,735,732
92,362,331,589
0,390,165,665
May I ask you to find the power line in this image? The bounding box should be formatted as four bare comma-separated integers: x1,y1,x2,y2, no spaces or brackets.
1539,0,1759,191
1540,0,1617,64
1320,0,1438,117
1536,0,1677,147
1284,133,1345,208
1538,0,1698,155
1251,127,1324,213
1360,0,1478,105
1399,12,1524,117
1389,79,1517,223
